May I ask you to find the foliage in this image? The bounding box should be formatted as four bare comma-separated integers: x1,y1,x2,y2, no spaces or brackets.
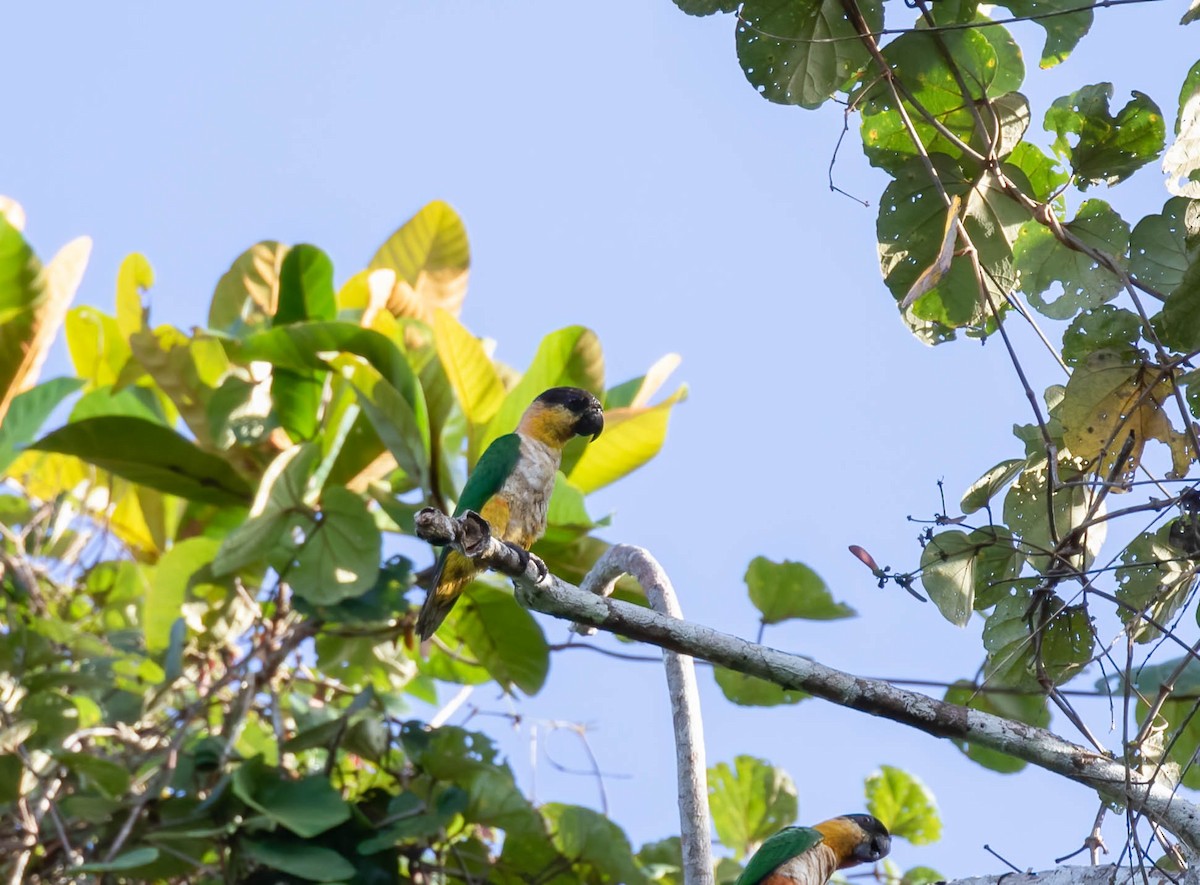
669,0,1200,867
0,201,702,881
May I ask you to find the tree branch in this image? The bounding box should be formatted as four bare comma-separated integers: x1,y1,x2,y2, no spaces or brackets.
947,867,1178,885
578,545,713,885
412,509,1200,853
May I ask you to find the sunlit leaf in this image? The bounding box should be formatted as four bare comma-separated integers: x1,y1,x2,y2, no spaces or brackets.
1014,200,1129,320
369,200,470,323
865,765,942,845
115,252,152,339
988,0,1091,67
209,241,288,334
961,458,1024,514
1044,84,1166,189
1062,306,1143,366
745,556,854,624
708,755,797,860
1060,350,1191,482
289,485,381,605
434,310,506,462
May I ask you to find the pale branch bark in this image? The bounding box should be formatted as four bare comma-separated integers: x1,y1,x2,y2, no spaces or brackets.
412,509,1200,855
948,867,1182,885
578,545,713,885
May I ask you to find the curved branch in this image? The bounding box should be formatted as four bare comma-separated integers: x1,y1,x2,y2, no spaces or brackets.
413,508,1200,853
578,545,713,885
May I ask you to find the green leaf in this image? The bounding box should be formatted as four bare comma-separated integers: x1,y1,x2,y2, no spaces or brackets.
1062,306,1143,366
1044,84,1166,189
1005,143,1069,202
1003,465,1103,573
274,244,336,325
745,556,854,624
988,0,1091,67
542,803,650,885
72,848,160,873
30,416,253,506
479,326,605,459
449,585,549,695
0,377,84,475
345,360,430,487
232,756,351,837
919,531,976,627
1116,527,1196,642
213,444,319,576
209,241,288,334
145,537,224,652
865,765,942,845
1130,197,1200,297
1013,200,1129,320
233,321,420,406
1162,258,1200,351
241,837,355,882
713,666,808,707
57,752,131,797
66,305,129,388
673,0,739,13
944,680,1049,772
960,458,1024,514
860,29,1023,173
708,755,798,860
736,0,880,109
289,486,381,604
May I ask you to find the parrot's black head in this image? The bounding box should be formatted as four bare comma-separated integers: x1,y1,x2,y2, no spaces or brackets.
840,813,891,866
523,387,605,446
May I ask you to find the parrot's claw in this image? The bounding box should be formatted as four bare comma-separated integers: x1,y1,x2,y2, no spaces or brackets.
514,547,549,583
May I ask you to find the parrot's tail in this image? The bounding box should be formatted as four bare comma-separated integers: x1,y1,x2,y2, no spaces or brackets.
416,589,459,640
416,553,473,640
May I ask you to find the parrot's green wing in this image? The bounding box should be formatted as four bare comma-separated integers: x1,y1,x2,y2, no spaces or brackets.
736,827,824,885
453,433,523,517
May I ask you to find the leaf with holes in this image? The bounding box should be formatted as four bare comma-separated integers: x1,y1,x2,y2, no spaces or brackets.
1044,84,1165,189
736,0,879,109
1014,200,1129,320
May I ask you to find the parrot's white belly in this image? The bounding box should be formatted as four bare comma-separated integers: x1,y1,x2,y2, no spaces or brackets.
497,435,561,546
772,844,837,885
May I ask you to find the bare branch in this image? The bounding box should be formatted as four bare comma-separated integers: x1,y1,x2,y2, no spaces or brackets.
412,508,1200,853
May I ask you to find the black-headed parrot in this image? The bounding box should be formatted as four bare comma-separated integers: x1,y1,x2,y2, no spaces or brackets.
735,814,891,885
416,386,604,639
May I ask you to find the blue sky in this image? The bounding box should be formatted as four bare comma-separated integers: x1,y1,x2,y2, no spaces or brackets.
7,2,1199,878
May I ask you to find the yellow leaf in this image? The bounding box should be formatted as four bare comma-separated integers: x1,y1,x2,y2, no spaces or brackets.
116,253,153,339
0,235,91,422
1060,350,1192,485
568,385,687,493
369,201,470,323
434,311,507,460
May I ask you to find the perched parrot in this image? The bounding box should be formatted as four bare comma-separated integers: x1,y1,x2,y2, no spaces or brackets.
416,386,605,640
735,815,891,885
